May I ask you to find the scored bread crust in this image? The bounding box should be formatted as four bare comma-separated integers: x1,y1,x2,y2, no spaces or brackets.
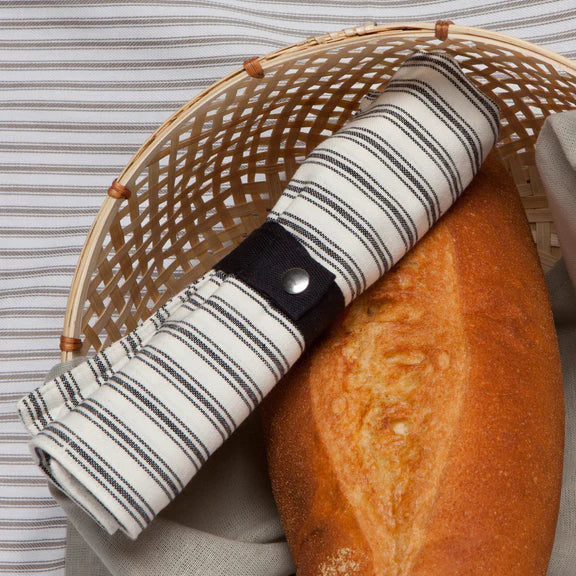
261,154,564,576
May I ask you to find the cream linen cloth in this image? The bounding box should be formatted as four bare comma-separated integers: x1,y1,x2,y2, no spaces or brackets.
17,50,499,542
546,259,576,576
536,113,576,288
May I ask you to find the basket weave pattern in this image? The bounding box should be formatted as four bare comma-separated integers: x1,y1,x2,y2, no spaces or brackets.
62,22,576,359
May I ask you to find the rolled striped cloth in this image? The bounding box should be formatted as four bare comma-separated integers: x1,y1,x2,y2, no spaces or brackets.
19,51,499,540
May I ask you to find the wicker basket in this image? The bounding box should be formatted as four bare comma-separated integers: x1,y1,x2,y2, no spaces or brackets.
60,21,576,361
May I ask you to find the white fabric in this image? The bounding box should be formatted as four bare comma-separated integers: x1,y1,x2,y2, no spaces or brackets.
3,2,575,573
21,271,304,538
18,51,498,541
268,52,499,304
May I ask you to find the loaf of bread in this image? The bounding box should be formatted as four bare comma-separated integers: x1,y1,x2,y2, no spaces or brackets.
261,153,564,576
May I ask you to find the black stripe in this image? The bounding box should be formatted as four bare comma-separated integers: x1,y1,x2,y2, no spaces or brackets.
108,370,209,465
140,345,235,437
288,174,393,265
28,393,49,430
386,81,483,173
52,379,73,415
225,277,305,352
186,299,285,381
356,103,463,199
306,147,418,247
93,354,111,383
18,399,41,434
77,400,182,497
286,179,386,278
60,372,82,407
67,370,84,399
210,293,291,369
54,422,156,522
39,426,147,530
36,444,130,536
281,208,368,293
159,321,262,406
275,215,358,299
402,53,499,138
339,127,441,225
86,356,107,389
68,400,179,508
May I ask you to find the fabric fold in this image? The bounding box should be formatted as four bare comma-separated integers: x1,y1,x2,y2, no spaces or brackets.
535,111,576,287
54,409,295,576
535,113,576,576
18,50,499,540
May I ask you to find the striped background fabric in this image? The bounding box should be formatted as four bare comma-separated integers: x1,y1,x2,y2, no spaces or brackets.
18,50,498,542
0,1,574,573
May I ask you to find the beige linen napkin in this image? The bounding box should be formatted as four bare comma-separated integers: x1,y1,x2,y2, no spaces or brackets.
545,259,576,576
536,112,576,287
50,408,294,576
536,111,576,576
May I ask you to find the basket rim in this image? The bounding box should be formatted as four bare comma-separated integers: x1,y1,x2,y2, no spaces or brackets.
61,21,576,360
118,21,576,188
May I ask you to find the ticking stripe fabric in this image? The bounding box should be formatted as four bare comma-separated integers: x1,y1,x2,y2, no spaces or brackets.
3,2,575,574
18,51,499,541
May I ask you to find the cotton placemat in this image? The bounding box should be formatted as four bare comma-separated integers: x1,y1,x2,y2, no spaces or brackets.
4,5,576,574
18,50,499,541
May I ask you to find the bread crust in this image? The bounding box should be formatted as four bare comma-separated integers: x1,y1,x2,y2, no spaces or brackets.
262,154,564,576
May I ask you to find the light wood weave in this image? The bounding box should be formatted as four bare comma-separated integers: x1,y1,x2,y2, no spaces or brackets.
61,21,576,360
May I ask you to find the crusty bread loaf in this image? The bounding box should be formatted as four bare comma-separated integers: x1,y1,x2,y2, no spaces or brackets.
261,153,564,576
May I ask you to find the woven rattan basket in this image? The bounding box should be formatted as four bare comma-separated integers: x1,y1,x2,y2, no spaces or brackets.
60,21,576,361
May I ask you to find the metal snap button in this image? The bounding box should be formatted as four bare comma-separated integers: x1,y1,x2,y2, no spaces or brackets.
282,268,310,294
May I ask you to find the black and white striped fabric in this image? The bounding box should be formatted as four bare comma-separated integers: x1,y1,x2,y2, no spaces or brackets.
18,51,499,540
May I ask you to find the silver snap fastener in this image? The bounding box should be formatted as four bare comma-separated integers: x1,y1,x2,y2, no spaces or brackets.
282,268,309,294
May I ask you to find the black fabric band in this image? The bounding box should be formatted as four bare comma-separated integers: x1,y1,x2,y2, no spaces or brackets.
215,221,345,346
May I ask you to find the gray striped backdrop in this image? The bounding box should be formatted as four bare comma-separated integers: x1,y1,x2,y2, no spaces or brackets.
0,1,574,573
